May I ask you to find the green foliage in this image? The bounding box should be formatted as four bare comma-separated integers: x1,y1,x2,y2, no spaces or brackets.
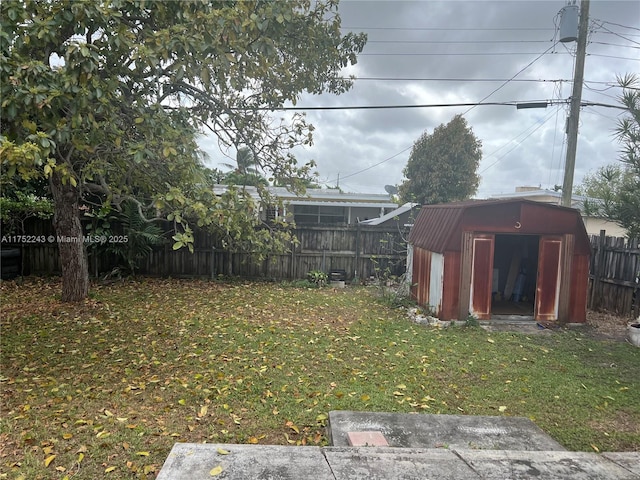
399,114,482,205
465,313,480,327
307,269,328,287
577,74,640,239
114,202,165,274
222,146,269,187
371,231,412,308
0,191,53,236
0,0,365,300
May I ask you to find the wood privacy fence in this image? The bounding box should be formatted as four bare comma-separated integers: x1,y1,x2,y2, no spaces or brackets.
10,219,409,282
7,221,640,316
588,231,640,317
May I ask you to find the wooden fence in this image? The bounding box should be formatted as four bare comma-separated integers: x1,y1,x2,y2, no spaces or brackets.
6,220,640,316
588,231,640,317
8,219,409,282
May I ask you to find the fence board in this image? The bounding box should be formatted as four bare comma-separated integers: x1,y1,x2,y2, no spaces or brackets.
589,231,640,317
10,220,408,283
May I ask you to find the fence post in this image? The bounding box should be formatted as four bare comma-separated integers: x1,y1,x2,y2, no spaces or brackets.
210,246,215,280
354,224,361,283
592,229,606,310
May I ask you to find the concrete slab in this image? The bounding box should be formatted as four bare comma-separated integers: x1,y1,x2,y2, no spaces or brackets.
328,411,566,451
602,452,640,476
456,449,639,480
156,443,640,479
323,447,481,480
347,431,389,447
156,443,334,480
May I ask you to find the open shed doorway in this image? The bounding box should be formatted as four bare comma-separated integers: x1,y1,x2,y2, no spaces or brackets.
491,234,539,319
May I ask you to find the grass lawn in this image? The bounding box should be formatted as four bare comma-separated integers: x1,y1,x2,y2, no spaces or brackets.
1,277,639,479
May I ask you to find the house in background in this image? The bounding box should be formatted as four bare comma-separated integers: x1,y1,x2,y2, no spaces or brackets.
490,186,626,237
408,199,591,323
273,187,398,225
213,185,398,226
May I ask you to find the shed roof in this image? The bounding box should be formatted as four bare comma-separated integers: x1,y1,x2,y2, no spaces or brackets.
409,199,591,255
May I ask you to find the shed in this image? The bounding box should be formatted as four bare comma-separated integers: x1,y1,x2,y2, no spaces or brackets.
408,199,591,323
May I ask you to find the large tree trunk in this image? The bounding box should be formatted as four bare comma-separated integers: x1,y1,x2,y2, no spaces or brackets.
50,171,89,302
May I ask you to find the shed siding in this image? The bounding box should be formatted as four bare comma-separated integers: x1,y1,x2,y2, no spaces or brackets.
409,199,590,323
411,247,431,307
469,235,495,320
536,237,562,321
429,252,444,315
441,251,460,320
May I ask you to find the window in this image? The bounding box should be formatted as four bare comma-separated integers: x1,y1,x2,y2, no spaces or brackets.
294,205,347,224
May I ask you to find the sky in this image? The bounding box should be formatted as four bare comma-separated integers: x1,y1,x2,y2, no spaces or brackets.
200,0,640,198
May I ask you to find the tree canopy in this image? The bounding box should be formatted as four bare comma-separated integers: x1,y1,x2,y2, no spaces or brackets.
0,0,366,300
399,114,482,205
576,74,640,239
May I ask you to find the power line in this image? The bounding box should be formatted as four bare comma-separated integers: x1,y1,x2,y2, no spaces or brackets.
345,77,622,88
359,51,571,56
342,26,553,32
479,107,561,174
267,100,563,111
596,19,640,33
350,77,574,83
366,39,553,44
325,145,412,185
591,41,640,49
588,53,640,61
463,42,558,115
594,23,640,45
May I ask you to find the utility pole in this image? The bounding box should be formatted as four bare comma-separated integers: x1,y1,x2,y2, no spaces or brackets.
561,0,590,207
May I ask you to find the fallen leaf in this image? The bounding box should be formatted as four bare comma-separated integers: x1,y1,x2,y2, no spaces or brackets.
136,451,150,456
105,466,116,473
44,455,56,467
217,448,230,455
487,338,495,344
248,436,258,444
209,465,223,476
62,433,73,440
498,406,507,412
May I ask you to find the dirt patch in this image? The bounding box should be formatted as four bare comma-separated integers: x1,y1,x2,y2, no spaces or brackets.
585,310,637,342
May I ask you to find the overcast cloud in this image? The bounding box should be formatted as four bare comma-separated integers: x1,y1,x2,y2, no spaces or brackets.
201,0,640,198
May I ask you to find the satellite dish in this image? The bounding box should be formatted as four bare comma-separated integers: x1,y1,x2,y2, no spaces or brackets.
384,185,398,195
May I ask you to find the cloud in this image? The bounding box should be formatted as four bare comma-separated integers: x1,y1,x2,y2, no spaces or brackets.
199,0,640,198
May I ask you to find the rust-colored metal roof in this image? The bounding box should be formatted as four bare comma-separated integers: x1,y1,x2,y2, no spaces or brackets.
409,199,590,254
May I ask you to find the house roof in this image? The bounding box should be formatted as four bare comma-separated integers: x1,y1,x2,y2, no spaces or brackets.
359,202,419,226
269,187,396,207
489,188,589,211
409,199,591,255
213,185,397,209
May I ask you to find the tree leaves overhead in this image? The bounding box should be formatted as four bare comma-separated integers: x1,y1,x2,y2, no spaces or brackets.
0,0,366,300
399,115,482,205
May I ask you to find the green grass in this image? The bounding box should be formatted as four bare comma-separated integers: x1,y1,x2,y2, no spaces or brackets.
1,277,638,479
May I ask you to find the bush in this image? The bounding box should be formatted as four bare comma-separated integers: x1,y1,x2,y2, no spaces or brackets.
307,270,328,287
